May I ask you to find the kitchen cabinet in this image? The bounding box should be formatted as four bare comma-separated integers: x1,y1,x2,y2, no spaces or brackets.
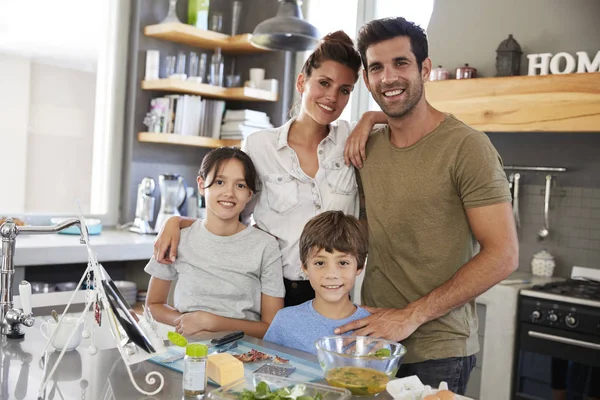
425,72,600,132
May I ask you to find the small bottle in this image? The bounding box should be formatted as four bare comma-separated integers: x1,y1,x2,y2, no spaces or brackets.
183,344,208,398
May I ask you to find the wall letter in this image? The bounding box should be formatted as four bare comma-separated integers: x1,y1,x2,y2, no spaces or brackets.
576,51,600,73
549,52,576,74
527,53,552,76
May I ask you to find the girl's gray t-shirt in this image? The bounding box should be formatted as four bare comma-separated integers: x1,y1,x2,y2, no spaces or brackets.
144,220,284,321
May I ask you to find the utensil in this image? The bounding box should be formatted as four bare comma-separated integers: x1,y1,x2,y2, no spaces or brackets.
51,310,59,323
510,173,521,229
538,174,552,240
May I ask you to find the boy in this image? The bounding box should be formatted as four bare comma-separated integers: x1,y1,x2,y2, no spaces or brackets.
264,210,369,354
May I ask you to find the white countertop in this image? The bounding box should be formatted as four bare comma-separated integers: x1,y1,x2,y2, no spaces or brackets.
12,229,156,266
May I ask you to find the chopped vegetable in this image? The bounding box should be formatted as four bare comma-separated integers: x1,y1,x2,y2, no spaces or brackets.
238,382,323,400
372,348,391,357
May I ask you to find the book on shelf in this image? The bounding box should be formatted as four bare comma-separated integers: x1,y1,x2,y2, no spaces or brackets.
146,95,225,137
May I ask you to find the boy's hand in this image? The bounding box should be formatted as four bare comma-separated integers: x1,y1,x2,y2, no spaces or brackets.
153,216,182,264
334,306,422,342
174,311,217,336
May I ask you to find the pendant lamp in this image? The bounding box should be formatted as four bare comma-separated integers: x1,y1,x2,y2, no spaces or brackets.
250,0,320,52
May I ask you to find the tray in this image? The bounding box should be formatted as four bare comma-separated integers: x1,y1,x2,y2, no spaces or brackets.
149,340,324,385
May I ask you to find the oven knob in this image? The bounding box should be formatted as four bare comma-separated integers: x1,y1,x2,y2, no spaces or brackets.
548,312,558,323
565,314,578,328
530,310,541,321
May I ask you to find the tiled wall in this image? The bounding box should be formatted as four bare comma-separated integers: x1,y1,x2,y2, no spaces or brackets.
514,183,600,278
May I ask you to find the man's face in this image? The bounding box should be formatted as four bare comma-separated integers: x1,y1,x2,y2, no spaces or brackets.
363,36,430,118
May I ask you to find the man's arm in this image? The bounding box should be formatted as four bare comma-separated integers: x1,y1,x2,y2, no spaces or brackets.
145,276,182,326
174,294,284,338
335,202,518,340
153,216,197,263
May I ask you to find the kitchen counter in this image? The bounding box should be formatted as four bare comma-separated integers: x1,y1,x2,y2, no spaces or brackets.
475,272,564,400
12,229,156,266
2,313,431,400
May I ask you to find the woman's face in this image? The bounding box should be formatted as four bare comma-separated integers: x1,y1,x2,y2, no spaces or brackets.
297,60,356,125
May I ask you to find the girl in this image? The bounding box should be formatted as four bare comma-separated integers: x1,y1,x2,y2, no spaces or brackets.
144,147,284,338
153,31,386,306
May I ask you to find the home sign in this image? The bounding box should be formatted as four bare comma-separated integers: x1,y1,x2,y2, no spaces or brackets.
527,50,600,75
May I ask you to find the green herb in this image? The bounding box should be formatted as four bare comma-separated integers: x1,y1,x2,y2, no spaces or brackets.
372,348,391,357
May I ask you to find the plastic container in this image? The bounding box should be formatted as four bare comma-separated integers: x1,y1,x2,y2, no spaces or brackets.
183,343,208,398
315,336,406,396
531,250,555,277
208,373,351,400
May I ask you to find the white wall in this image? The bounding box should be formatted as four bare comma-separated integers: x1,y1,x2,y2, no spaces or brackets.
0,54,30,213
25,63,96,213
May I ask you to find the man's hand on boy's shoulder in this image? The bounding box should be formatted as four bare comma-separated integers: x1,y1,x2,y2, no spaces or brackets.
174,310,218,336
334,306,422,342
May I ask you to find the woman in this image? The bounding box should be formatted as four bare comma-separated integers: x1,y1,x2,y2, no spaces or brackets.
154,31,385,306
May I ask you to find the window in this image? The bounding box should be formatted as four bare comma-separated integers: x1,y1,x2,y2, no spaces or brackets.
303,0,434,120
0,0,129,225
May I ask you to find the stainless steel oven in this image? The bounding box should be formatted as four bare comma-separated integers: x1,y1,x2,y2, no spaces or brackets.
514,280,600,400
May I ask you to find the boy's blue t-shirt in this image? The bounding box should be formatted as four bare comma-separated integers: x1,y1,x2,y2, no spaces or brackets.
264,300,371,355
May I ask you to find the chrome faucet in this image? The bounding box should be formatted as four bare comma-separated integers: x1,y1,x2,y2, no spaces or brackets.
0,217,89,339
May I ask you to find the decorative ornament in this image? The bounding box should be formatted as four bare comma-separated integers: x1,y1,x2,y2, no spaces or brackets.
495,34,522,77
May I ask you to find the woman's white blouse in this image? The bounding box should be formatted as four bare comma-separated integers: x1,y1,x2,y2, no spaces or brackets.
241,118,359,280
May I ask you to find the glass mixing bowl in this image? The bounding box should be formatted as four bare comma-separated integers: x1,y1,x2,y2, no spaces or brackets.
315,336,407,396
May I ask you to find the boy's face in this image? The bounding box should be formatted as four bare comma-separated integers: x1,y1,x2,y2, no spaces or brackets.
302,248,361,305
198,158,253,223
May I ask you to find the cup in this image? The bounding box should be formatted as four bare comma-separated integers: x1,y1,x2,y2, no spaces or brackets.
210,12,223,33
40,317,83,351
249,68,265,88
225,74,241,87
165,55,176,78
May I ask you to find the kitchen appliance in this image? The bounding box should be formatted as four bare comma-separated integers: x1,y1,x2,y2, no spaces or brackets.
155,174,187,233
430,65,450,81
514,271,600,399
130,177,156,235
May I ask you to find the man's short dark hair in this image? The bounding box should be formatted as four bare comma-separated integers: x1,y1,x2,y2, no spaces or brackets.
357,17,428,72
299,211,368,270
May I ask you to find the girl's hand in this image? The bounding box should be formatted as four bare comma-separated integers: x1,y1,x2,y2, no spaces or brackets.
174,311,217,336
153,216,182,264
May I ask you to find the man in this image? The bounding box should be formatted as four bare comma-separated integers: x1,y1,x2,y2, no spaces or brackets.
336,17,518,394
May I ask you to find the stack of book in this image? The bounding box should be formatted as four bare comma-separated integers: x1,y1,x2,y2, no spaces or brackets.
147,95,225,138
220,109,274,140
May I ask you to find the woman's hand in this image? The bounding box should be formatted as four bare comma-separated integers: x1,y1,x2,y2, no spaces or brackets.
174,311,217,336
153,216,183,264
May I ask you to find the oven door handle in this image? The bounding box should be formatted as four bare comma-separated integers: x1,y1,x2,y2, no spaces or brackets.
528,330,600,350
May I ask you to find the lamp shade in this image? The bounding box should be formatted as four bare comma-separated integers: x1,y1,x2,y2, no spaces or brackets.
250,0,320,52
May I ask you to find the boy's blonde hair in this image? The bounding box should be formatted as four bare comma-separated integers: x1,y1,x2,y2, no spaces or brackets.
299,211,368,269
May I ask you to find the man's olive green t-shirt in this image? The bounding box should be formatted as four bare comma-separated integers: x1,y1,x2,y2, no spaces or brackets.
359,114,511,364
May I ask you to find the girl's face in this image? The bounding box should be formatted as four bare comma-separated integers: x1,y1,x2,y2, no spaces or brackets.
297,60,356,125
197,158,253,224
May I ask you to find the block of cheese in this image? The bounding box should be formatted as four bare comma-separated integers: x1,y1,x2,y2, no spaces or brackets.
207,353,244,386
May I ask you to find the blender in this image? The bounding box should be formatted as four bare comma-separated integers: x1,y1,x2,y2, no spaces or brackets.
155,174,187,232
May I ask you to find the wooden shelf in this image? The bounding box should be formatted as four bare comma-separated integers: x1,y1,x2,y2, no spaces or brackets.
138,132,241,148
144,23,269,55
142,79,278,102
425,72,600,132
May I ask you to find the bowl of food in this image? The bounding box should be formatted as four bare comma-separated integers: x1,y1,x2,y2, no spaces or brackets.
208,373,351,400
315,336,406,396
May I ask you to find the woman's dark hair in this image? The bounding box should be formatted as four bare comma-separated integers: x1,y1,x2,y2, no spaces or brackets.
357,17,428,72
198,147,258,193
300,30,362,82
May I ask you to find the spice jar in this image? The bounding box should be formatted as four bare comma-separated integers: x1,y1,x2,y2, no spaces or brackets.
430,65,450,81
183,343,208,398
456,63,477,79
